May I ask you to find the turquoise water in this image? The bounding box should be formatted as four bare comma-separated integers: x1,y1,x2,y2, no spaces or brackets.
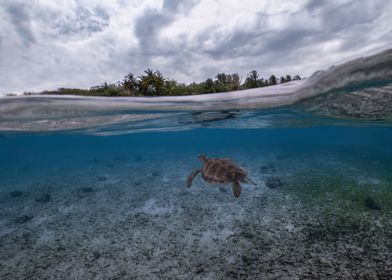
1,126,392,186
1,124,392,279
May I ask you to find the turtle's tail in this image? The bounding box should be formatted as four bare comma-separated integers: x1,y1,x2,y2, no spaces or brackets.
245,177,257,185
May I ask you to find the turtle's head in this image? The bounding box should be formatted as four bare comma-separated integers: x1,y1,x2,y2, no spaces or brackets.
198,154,208,162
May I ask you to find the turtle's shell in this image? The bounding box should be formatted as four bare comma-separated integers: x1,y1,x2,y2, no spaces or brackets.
201,158,247,184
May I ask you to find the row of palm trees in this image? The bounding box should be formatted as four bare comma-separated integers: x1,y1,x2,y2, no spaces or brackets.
42,69,302,97
117,69,302,96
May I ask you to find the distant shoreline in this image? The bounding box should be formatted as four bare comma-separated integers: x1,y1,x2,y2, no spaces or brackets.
4,70,301,97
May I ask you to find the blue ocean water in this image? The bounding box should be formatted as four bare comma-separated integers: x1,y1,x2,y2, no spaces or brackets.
1,124,392,278
1,126,392,186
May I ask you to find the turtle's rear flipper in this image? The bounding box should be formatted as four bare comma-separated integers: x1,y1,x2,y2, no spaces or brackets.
232,181,241,198
187,169,201,188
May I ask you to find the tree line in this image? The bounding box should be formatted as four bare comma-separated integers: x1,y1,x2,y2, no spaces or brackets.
42,69,302,97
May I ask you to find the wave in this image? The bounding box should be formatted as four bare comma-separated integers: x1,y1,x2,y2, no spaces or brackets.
1,48,392,134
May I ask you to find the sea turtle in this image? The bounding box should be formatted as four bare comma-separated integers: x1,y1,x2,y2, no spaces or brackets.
187,154,256,198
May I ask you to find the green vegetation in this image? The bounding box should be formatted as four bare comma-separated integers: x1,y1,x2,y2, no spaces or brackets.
281,168,392,245
32,69,301,97
285,171,392,214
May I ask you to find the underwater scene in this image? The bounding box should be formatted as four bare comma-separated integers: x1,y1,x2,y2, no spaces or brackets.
1,49,392,279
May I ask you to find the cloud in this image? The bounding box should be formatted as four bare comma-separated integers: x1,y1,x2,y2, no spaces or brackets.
134,8,173,54
3,1,35,45
0,0,391,94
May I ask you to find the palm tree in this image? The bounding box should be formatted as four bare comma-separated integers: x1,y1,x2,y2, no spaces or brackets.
245,70,260,88
215,73,227,85
139,69,154,95
257,78,266,87
293,75,301,80
153,70,165,96
269,75,278,85
122,73,138,95
139,69,165,96
204,78,216,93
163,80,178,96
227,73,241,90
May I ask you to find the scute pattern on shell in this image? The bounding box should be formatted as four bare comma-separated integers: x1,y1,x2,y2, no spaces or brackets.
201,158,247,184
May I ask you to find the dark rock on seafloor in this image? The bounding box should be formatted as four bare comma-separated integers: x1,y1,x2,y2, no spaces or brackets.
260,163,277,174
151,171,160,177
219,186,228,193
9,191,24,198
87,251,101,262
14,215,33,224
241,255,257,266
133,212,150,226
23,165,31,171
365,197,381,210
97,176,107,182
260,166,269,172
265,177,283,189
35,193,51,203
240,231,255,239
81,187,94,193
113,156,127,162
179,190,188,196
195,263,205,274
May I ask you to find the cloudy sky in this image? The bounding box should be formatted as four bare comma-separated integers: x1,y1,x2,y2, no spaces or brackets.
0,0,391,94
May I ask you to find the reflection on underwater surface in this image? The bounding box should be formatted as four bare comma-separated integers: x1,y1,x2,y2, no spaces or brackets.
1,84,392,135
0,127,392,278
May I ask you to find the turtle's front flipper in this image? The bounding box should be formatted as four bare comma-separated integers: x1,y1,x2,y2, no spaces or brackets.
187,169,201,188
232,181,241,198
245,177,257,185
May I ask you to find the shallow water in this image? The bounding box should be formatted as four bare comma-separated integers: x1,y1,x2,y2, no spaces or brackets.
1,126,392,279
1,49,392,279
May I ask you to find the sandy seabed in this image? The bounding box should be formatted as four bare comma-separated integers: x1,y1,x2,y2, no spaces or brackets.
1,153,392,280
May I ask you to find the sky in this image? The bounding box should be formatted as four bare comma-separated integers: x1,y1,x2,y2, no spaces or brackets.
0,0,391,94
